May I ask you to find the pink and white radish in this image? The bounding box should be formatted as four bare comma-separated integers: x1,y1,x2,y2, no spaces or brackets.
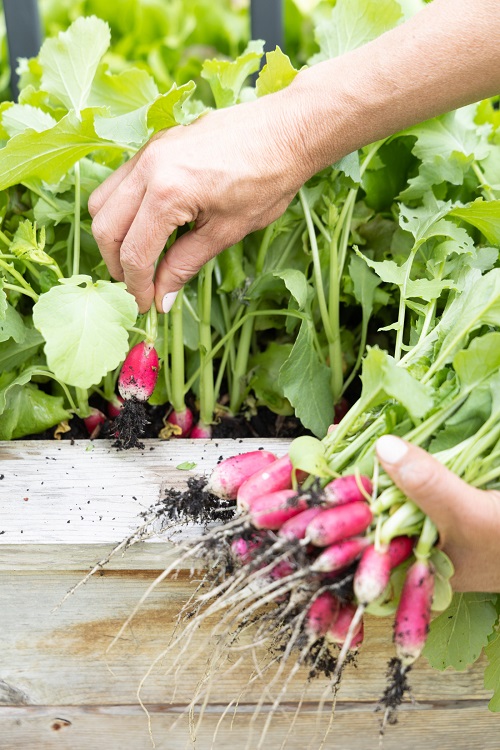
118,342,159,402
311,536,370,574
165,407,194,438
323,475,372,506
307,502,373,547
106,395,124,418
394,559,435,666
237,455,297,511
83,407,106,436
305,592,340,639
206,451,278,500
190,421,212,439
278,507,323,541
248,489,309,530
326,602,363,646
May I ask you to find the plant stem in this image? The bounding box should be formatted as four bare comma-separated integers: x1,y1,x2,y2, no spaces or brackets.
472,161,496,201
183,308,307,395
0,259,39,299
75,386,91,418
394,247,418,362
198,259,215,426
170,289,185,413
299,188,335,344
145,304,158,344
30,368,78,412
3,282,38,301
72,161,81,276
415,516,438,560
162,312,172,404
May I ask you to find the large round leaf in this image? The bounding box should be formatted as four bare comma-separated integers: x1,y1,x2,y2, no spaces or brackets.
33,276,138,388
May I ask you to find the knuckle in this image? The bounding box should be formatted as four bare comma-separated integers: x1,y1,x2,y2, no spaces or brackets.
88,194,100,218
91,216,109,245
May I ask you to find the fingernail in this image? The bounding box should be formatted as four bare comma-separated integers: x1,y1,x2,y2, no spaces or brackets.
376,435,408,464
162,291,178,314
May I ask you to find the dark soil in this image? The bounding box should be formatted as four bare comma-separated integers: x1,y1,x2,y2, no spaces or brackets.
21,395,311,443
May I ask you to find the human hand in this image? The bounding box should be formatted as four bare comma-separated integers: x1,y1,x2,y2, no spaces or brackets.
376,435,500,593
88,89,316,313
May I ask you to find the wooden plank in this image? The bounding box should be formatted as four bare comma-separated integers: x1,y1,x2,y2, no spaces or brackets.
0,702,498,750
0,439,291,547
1,571,494,706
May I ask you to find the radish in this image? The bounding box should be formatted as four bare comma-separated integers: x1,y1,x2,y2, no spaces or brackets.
206,451,278,500
394,559,435,667
107,395,124,418
118,342,159,402
311,536,370,574
307,502,373,547
83,407,106,437
248,489,309,530
191,421,212,439
354,544,393,605
305,592,340,638
388,535,415,568
326,602,363,646
334,398,350,424
165,407,194,438
237,455,297,511
278,507,323,541
231,535,264,565
323,475,372,506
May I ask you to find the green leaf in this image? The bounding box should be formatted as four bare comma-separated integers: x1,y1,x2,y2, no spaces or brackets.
289,435,332,478
217,243,246,293
201,40,264,108
429,549,454,612
349,253,381,323
256,48,299,97
33,277,138,389
95,105,150,147
400,108,490,199
424,593,497,671
360,347,433,419
176,461,197,471
0,109,124,191
0,327,44,371
484,631,500,712
453,332,500,389
399,199,474,252
249,342,294,416
0,303,26,344
279,320,334,437
355,249,455,302
0,375,71,440
10,220,54,266
39,16,111,115
89,67,159,115
1,103,57,138
0,279,7,319
435,269,500,364
273,269,309,310
450,200,500,245
333,151,361,183
310,0,402,64
147,81,199,133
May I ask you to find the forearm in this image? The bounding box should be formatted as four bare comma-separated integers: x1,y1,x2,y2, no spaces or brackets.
284,0,500,177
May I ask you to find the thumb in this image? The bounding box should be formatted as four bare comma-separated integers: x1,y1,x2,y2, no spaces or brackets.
375,435,480,535
154,222,232,312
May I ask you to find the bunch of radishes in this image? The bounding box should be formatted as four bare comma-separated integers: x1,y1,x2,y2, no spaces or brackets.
152,446,436,744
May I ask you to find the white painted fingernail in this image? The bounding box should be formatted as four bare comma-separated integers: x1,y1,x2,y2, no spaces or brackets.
376,435,408,464
162,291,178,314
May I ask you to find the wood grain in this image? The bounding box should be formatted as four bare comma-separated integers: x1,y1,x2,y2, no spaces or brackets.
1,439,498,749
0,703,497,750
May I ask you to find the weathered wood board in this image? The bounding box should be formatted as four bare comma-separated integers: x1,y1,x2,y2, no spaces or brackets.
1,440,498,749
